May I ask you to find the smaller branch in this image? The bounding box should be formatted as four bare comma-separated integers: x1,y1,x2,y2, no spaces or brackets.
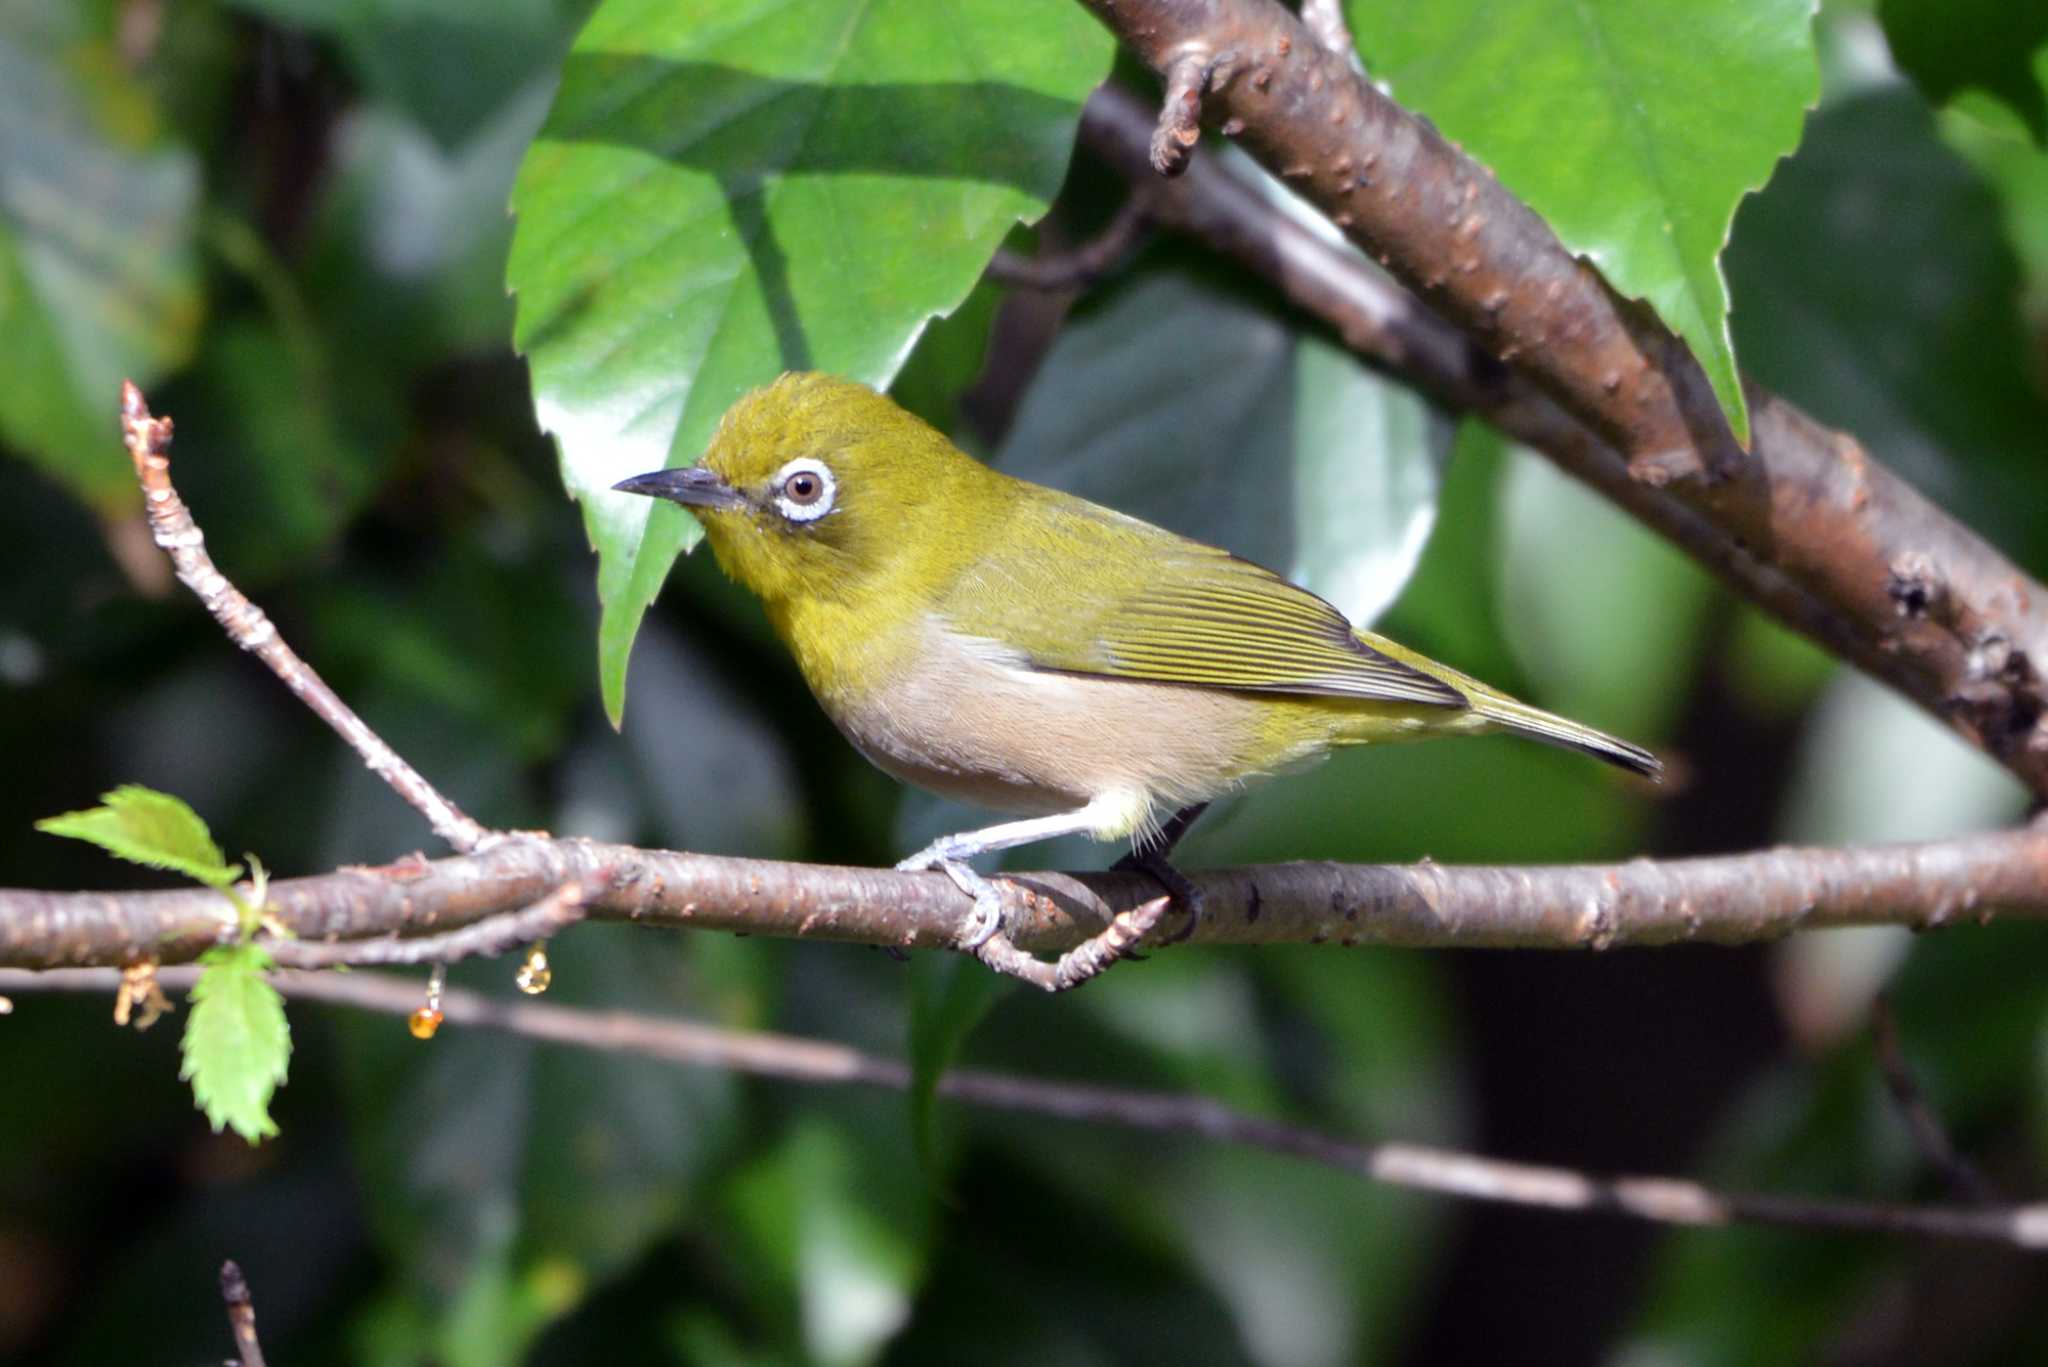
219,1260,267,1367
972,893,1169,991
119,382,489,854
1873,994,1998,1204
262,881,589,970
985,193,1155,291
1297,0,1365,74
8,966,2046,1249
1151,45,1236,175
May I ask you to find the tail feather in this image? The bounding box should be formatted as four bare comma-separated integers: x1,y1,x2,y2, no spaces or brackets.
1472,694,1663,780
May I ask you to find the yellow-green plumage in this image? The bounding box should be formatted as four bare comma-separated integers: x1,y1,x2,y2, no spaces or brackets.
618,372,1657,850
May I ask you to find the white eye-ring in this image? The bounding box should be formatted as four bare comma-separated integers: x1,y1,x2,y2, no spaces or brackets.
772,457,836,523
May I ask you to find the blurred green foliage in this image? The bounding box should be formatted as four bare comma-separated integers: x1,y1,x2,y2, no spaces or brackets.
2,0,2047,1363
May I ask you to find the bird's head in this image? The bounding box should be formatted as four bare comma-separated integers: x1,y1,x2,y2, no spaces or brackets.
613,372,989,608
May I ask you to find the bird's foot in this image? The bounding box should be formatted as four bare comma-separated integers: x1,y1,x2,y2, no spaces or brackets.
1113,847,1204,945
896,849,1006,950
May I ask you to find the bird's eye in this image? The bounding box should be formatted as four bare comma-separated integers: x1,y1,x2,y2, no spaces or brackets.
771,458,836,523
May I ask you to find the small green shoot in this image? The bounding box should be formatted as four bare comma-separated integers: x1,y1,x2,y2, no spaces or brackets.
37,784,290,1142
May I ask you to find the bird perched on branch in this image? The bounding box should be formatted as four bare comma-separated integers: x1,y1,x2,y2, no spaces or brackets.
616,372,1659,965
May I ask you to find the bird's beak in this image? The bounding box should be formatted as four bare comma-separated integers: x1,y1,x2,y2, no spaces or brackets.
612,465,746,511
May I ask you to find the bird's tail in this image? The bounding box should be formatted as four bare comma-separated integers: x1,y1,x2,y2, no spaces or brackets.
1470,692,1663,780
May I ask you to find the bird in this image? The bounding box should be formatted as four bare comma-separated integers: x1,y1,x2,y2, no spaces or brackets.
614,372,1659,958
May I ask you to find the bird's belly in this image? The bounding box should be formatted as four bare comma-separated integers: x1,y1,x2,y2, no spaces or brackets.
819,623,1337,830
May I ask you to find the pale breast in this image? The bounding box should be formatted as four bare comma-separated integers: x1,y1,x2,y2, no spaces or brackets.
817,616,1329,830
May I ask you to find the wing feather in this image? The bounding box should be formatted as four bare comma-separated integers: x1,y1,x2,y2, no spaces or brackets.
938,494,1465,709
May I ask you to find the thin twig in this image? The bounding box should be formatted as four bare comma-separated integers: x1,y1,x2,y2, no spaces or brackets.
1872,994,1999,1204
8,825,2048,970
972,894,1171,991
984,193,1156,291
7,966,2044,1249
120,382,491,853
219,1259,267,1367
1151,44,1235,175
263,881,589,970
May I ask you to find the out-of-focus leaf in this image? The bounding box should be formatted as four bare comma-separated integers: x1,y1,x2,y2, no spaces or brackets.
619,621,806,857
1878,0,2048,144
309,80,556,363
0,8,201,507
226,0,583,149
1495,447,1716,742
164,316,398,583
906,955,1011,1177
36,783,241,887
1348,0,1820,445
507,0,1113,723
1770,669,2027,1046
1619,1055,1904,1367
333,930,738,1360
1726,89,2048,571
1722,602,1837,721
180,944,291,1144
996,265,1452,628
1942,110,2048,317
310,545,587,767
723,1120,921,1367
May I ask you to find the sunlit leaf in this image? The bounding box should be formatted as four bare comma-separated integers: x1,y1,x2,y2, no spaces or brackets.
507,0,1112,722
179,944,290,1144
1348,0,1821,445
36,784,242,887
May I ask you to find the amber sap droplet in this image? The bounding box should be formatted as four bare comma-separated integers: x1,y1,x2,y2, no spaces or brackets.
515,944,553,996
408,1006,443,1039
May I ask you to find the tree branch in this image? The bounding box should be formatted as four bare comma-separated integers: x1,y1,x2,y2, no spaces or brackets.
5,965,2042,1249
120,382,490,853
984,190,1156,291
1073,2,2048,795
7,824,2048,970
218,1259,267,1367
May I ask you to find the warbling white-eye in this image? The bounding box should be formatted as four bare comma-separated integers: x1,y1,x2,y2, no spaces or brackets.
616,372,1659,952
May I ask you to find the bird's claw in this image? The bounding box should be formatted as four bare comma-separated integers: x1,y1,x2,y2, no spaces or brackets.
1114,848,1204,943
898,851,1007,951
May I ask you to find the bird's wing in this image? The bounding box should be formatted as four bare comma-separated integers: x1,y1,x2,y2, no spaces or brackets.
939,499,1466,708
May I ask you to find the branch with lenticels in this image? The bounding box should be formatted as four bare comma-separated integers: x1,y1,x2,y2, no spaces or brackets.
1070,0,2048,797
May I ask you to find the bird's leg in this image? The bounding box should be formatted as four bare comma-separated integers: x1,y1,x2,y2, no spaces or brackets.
896,809,1106,951
1113,802,1209,944
897,797,1166,989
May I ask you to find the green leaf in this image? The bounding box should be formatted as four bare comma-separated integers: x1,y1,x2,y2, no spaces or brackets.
179,943,291,1144
1348,0,1821,446
905,955,1010,1176
0,7,202,508
506,0,1113,724
1879,0,2048,145
36,784,243,887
